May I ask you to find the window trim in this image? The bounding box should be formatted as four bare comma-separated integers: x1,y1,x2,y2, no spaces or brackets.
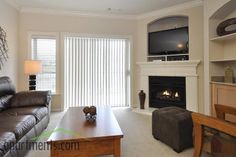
27,32,60,94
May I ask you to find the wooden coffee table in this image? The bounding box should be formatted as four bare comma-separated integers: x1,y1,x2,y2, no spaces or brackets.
47,107,123,157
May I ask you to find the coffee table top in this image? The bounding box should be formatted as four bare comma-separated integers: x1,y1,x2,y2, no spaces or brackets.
48,107,123,142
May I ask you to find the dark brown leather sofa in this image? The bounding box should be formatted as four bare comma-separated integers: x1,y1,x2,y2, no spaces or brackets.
0,76,51,157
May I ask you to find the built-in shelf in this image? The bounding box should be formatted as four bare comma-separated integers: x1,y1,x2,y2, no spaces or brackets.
207,0,236,116
147,54,189,61
210,32,236,42
210,59,236,63
147,54,188,58
211,81,236,87
137,60,200,65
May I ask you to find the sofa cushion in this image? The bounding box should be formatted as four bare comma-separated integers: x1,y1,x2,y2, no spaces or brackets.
0,115,36,140
0,77,15,97
10,91,51,108
3,107,48,122
0,131,16,154
0,150,4,157
0,95,13,111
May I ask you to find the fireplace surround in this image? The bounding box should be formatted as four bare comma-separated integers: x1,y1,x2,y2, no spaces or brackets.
137,60,200,112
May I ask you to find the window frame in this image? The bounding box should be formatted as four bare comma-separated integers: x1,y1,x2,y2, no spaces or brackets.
28,32,60,94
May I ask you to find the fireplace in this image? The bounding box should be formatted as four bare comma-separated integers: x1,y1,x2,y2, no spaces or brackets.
137,61,200,112
149,76,186,109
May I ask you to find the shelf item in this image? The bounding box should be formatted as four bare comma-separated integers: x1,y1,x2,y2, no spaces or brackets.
216,18,236,36
210,32,236,42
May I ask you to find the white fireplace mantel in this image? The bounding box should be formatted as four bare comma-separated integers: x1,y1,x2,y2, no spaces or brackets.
137,60,201,112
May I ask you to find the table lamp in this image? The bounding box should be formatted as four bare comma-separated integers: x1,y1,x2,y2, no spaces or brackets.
24,60,42,90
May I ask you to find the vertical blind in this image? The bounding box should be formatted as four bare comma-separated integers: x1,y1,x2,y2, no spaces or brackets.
64,36,130,109
32,38,56,93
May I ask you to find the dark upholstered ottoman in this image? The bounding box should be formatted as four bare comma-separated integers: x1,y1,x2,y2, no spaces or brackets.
152,107,193,153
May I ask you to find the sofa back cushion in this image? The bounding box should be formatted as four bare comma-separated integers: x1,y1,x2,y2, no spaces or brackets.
0,77,16,111
0,95,13,111
10,91,51,108
0,77,16,97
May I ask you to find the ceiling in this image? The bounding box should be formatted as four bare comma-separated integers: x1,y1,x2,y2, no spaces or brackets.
5,0,198,15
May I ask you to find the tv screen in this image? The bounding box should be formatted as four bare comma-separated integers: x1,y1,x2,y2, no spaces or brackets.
148,27,189,55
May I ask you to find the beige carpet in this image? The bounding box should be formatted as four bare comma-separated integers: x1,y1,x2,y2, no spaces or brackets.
26,108,194,157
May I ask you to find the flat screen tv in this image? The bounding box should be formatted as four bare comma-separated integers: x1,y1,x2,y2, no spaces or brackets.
148,27,189,55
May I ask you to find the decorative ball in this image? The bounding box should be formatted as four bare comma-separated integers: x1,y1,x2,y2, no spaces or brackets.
90,106,97,115
83,106,97,122
83,106,90,115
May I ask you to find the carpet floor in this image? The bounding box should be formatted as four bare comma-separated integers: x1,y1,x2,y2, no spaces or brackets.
26,108,194,157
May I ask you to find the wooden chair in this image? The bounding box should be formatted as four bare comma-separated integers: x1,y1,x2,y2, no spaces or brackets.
192,104,236,157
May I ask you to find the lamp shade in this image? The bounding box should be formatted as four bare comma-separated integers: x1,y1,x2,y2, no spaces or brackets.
24,60,42,74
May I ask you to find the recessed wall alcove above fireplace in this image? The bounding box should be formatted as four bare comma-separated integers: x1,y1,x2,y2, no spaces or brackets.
137,60,200,112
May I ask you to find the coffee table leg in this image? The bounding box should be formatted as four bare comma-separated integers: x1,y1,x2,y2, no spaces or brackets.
114,138,121,157
51,150,57,157
50,143,58,157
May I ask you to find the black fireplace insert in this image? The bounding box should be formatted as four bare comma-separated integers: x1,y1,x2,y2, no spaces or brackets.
149,76,186,109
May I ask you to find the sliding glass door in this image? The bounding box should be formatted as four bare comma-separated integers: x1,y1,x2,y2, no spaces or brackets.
64,35,130,109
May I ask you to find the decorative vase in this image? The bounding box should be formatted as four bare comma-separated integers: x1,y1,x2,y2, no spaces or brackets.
217,18,236,36
139,90,146,109
224,66,234,83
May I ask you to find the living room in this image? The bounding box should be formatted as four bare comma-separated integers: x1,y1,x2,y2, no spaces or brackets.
0,0,236,156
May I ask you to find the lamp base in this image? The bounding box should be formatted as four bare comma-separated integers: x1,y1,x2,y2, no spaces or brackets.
29,75,36,91
29,86,36,90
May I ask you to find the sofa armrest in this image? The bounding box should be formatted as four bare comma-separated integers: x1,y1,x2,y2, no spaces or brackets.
10,91,51,108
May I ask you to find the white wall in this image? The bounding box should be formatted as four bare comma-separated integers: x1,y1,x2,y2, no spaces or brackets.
0,0,19,86
18,5,205,112
19,13,137,110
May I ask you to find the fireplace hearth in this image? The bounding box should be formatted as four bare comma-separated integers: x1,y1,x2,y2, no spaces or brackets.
149,76,186,109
